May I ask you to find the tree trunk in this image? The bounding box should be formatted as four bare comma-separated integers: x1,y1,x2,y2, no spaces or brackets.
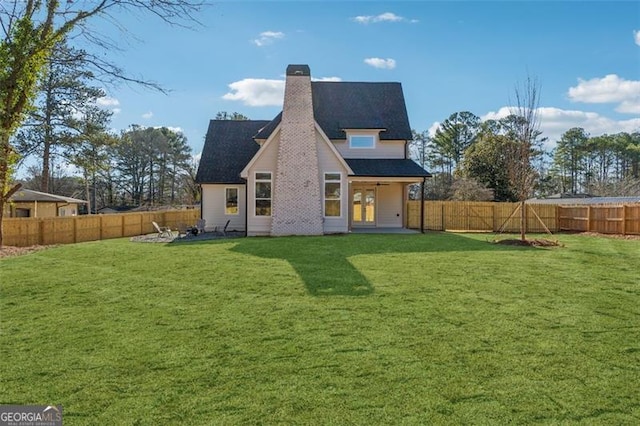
84,170,91,216
520,201,526,241
42,140,51,192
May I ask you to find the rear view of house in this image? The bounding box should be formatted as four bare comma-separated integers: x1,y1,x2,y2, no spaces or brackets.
196,64,430,236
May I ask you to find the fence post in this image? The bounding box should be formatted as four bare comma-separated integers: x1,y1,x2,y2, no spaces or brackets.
99,215,104,241
441,203,445,231
622,205,626,235
38,219,44,245
73,216,77,243
587,206,592,232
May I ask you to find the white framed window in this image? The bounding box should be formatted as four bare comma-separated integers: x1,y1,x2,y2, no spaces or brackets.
324,172,341,217
255,172,272,216
349,134,375,149
225,187,239,215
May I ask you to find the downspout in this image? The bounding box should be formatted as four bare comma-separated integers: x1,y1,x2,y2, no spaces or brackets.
199,185,203,220
244,179,248,237
420,177,425,234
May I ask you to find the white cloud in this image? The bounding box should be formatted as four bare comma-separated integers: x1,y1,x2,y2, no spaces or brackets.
252,31,284,47
364,57,396,69
427,121,441,137
96,96,120,107
165,126,184,134
142,111,153,119
352,12,416,24
222,75,344,107
481,106,640,147
634,30,640,46
312,76,342,82
95,96,121,115
149,125,184,134
567,74,640,114
222,78,285,107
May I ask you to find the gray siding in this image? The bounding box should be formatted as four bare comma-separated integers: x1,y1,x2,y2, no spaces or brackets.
201,184,247,231
246,130,280,236
376,183,403,227
316,131,349,233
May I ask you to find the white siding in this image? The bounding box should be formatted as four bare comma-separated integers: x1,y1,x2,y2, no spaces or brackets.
246,130,280,236
316,132,349,233
201,184,247,232
333,139,406,159
376,183,403,227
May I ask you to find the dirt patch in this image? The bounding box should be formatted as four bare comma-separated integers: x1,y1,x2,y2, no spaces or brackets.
0,245,56,259
130,231,244,243
493,238,563,248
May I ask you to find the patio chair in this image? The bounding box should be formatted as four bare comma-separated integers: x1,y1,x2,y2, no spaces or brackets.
196,218,206,234
215,219,230,236
152,221,173,238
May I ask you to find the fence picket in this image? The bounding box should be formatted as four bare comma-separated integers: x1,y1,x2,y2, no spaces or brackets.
3,209,199,247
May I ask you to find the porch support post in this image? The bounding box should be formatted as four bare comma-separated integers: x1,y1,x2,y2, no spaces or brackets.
420,177,425,234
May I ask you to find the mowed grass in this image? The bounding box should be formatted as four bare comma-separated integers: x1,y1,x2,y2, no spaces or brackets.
1,232,639,424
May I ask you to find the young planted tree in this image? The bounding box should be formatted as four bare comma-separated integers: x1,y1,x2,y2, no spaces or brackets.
505,76,545,241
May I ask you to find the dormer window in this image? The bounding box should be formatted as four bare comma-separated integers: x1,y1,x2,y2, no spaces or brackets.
349,134,375,149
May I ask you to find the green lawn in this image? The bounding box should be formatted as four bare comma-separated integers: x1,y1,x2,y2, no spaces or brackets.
1,232,639,424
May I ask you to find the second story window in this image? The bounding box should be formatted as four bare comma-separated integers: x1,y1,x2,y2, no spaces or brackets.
349,135,375,149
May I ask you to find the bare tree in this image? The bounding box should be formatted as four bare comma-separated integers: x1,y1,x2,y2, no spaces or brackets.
506,75,544,241
0,0,204,246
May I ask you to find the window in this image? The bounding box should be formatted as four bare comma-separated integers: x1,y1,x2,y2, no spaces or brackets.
255,172,272,216
349,135,375,149
324,173,341,217
225,187,239,215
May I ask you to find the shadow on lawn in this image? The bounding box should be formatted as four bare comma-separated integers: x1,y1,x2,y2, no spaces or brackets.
218,232,513,297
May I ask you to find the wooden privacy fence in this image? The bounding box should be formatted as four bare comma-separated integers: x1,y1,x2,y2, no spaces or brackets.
557,204,640,235
4,209,199,247
407,201,640,235
407,201,558,233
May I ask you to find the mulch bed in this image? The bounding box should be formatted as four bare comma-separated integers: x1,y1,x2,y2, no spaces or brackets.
493,238,563,247
0,245,57,259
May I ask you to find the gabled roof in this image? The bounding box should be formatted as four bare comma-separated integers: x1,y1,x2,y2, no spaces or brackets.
10,188,87,203
255,82,412,140
345,159,431,177
196,120,271,184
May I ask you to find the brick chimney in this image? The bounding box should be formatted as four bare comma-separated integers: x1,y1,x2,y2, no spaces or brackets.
271,64,323,236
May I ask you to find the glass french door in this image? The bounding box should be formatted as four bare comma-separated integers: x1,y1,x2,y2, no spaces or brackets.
352,186,376,226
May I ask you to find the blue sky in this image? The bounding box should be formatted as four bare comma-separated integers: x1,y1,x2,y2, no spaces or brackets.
86,1,639,158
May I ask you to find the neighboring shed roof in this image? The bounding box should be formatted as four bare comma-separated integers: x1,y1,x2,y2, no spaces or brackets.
195,120,271,184
527,196,640,205
345,159,431,178
9,188,87,204
255,82,412,141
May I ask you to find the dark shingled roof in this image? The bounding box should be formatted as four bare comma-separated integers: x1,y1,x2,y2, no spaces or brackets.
195,120,270,184
255,82,412,140
345,159,431,178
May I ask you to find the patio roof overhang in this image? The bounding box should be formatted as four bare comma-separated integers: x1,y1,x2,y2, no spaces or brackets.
345,158,431,181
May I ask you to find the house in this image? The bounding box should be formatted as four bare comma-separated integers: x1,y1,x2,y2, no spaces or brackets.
196,64,430,236
5,188,87,218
